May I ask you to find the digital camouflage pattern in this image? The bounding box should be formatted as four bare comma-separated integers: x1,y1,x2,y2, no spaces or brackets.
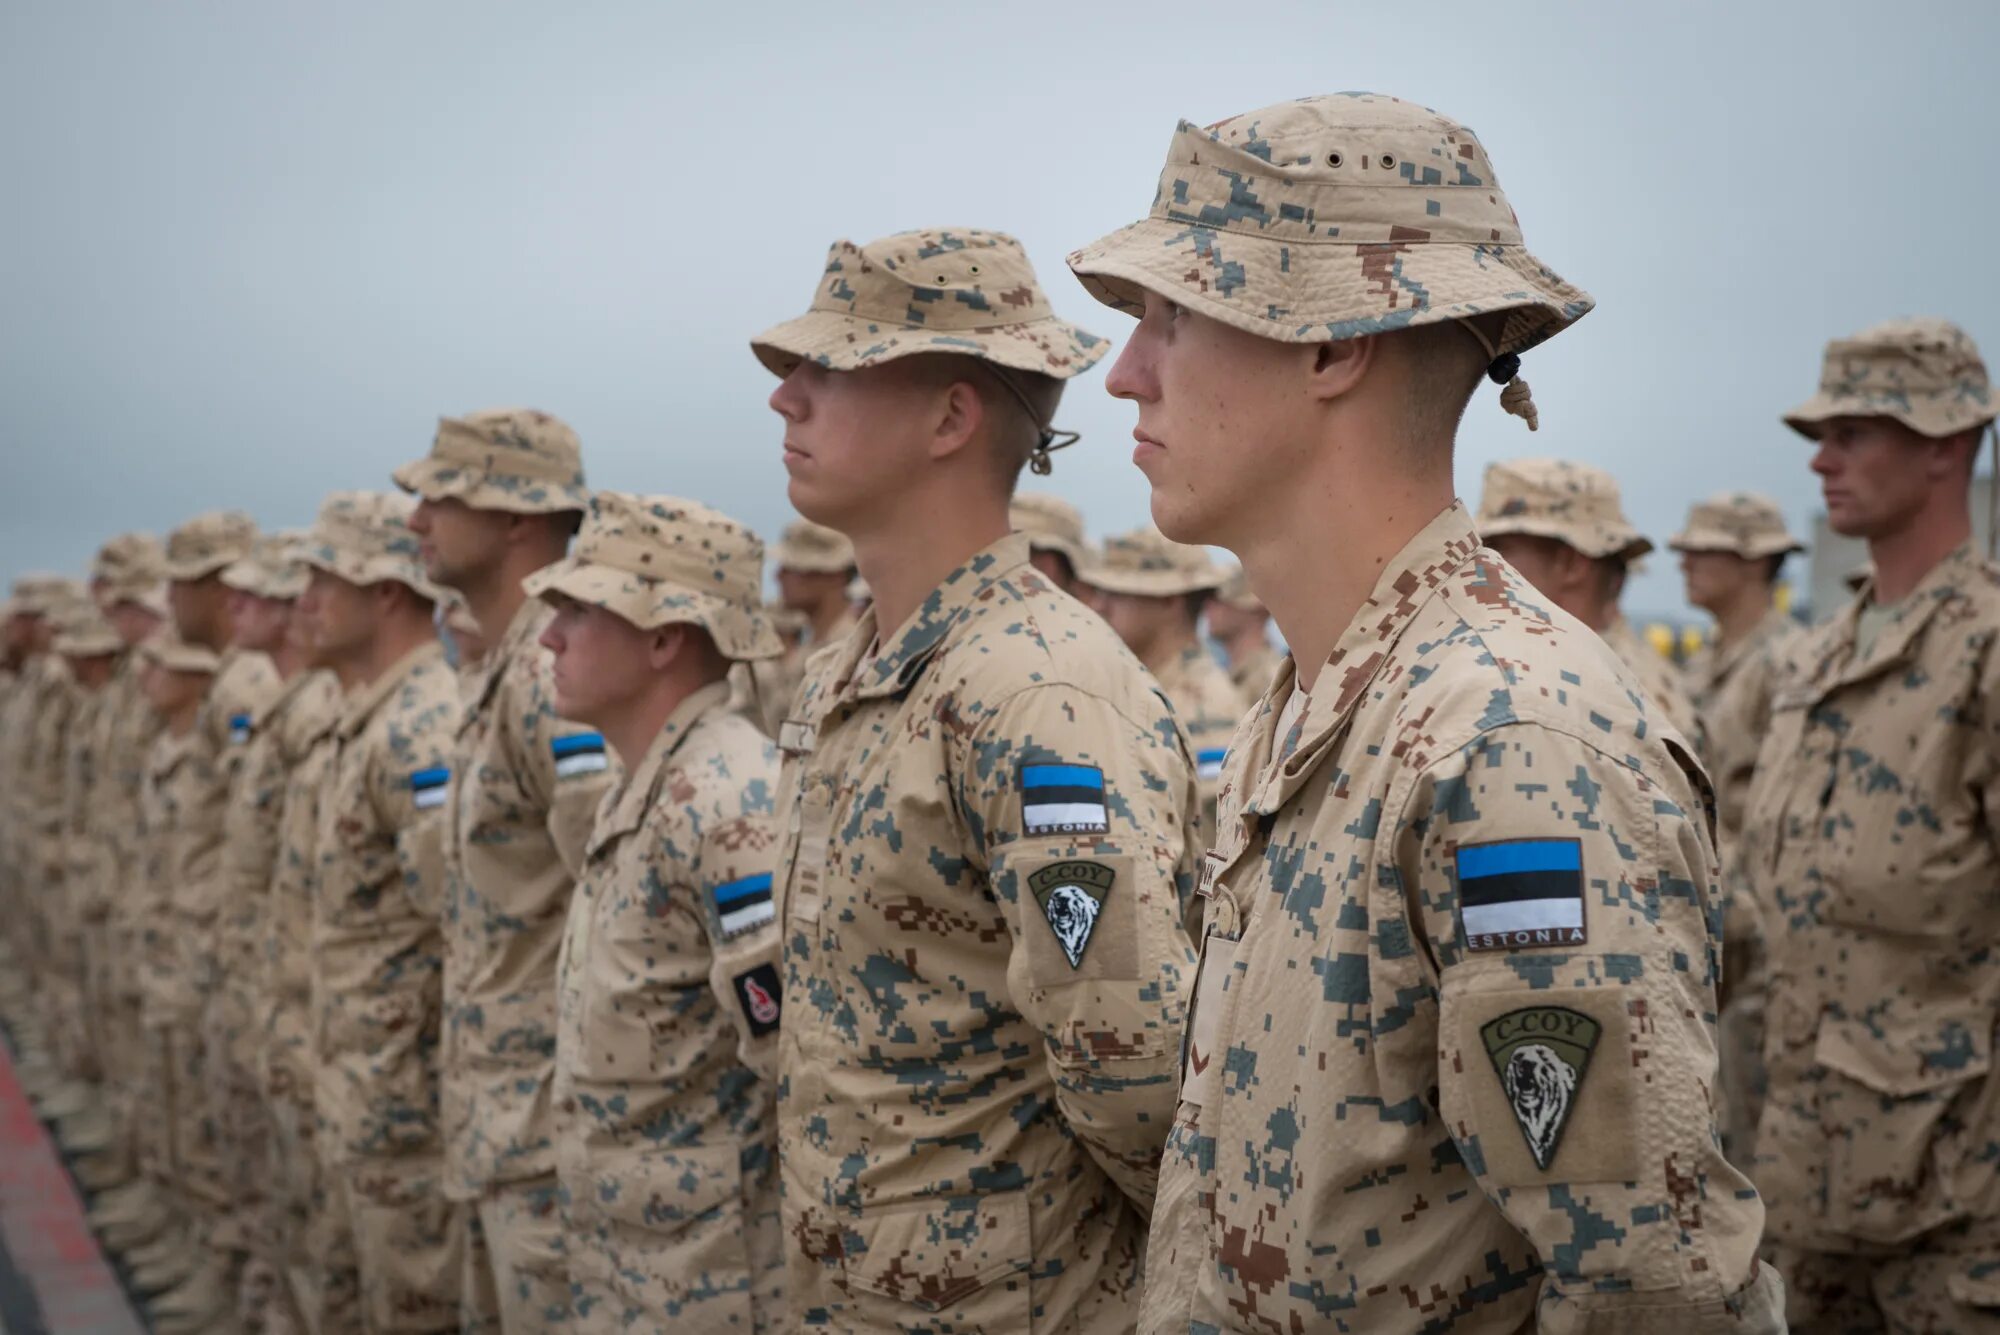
771,519,855,575
1148,641,1247,848
553,682,784,1332
1784,317,1998,441
1598,616,1705,752
1474,456,1653,564
1743,540,2000,1313
1144,503,1782,1333
314,640,461,1329
162,509,258,581
392,408,590,516
1083,524,1227,599
773,532,1201,1331
1008,492,1088,573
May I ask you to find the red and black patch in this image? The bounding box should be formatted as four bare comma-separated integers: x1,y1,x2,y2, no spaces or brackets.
731,963,782,1037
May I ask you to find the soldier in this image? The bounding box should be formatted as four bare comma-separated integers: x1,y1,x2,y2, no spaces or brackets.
1743,318,2000,1328
1085,525,1244,838
1206,564,1280,699
296,493,464,1334
526,493,786,1331
1474,457,1706,746
1068,92,1782,1328
1009,491,1090,597
742,519,859,738
753,226,1200,1330
394,408,612,1332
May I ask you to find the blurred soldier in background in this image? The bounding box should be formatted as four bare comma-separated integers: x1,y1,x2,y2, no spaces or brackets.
1009,491,1090,597
1206,564,1279,699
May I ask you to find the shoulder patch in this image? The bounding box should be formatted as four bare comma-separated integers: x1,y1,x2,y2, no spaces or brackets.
1195,746,1228,781
410,766,450,809
1455,838,1585,952
228,712,254,745
1481,1005,1600,1170
1029,860,1115,968
551,732,608,777
710,871,775,939
730,962,782,1037
1019,763,1108,837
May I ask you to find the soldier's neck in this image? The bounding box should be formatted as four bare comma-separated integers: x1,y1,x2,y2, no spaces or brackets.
1138,623,1200,675
1868,503,1971,605
850,499,1009,642
1224,624,1271,666
1711,585,1774,651
808,595,850,645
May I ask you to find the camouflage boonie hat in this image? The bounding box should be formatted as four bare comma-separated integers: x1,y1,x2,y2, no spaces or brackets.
163,511,258,581
1214,564,1266,613
1668,492,1803,559
1475,458,1652,562
524,492,783,662
138,627,220,675
1069,93,1593,429
392,408,589,515
301,492,441,600
752,228,1108,383
10,573,86,617
1784,318,1995,440
766,601,809,640
221,532,311,601
1010,492,1089,570
1084,526,1227,597
91,533,164,603
51,601,122,658
772,519,854,574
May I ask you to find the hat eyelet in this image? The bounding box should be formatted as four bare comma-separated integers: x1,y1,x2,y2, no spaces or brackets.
1380,153,1396,169
1326,151,1343,167
969,264,980,275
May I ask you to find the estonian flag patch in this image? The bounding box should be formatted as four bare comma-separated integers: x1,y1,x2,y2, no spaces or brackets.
410,766,450,810
551,732,609,778
1195,746,1227,781
711,871,775,939
1456,838,1587,952
1020,763,1109,837
228,712,253,745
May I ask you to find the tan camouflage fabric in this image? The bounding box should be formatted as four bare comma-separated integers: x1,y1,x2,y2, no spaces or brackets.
163,509,258,581
523,491,782,659
1784,317,1997,440
92,531,164,602
1670,492,1804,560
47,664,98,1072
1226,640,1281,700
314,640,462,1328
552,682,784,1331
1145,502,1781,1332
51,600,122,657
771,519,854,575
1742,541,2000,1311
302,491,441,598
221,531,311,601
774,532,1200,1329
751,229,1108,380
11,572,87,616
1474,457,1653,562
393,408,589,516
1068,92,1592,428
1150,641,1248,848
1598,616,1706,749
1083,525,1227,597
1008,492,1088,571
439,598,616,1195
138,626,222,675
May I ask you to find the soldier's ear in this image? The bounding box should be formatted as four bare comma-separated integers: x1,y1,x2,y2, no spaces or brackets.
928,379,984,464
647,623,689,672
1308,333,1374,403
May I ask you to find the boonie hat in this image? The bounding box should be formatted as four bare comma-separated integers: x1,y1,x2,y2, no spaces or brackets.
1475,458,1651,563
1784,318,1995,441
1084,527,1227,597
1668,492,1803,560
393,408,589,515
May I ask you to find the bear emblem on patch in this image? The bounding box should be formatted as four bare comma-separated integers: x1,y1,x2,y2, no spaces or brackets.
1028,861,1116,969
1480,1005,1601,1171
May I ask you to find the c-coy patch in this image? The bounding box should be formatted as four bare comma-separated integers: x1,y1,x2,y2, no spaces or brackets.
552,731,609,778
409,766,450,810
1019,763,1108,837
1456,838,1585,951
1481,1005,1600,1171
228,712,253,745
710,871,775,939
731,962,782,1037
1029,860,1115,969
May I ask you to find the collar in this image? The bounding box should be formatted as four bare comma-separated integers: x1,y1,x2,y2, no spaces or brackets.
336,642,445,740
1817,541,1982,692
460,597,548,731
587,679,735,853
829,533,1032,703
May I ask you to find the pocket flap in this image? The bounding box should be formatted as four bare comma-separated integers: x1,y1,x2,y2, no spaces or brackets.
590,1145,740,1234
1947,1256,2000,1308
1814,1007,1994,1097
844,1192,1029,1313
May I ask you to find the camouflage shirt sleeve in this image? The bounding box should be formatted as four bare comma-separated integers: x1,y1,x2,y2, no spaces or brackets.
687,738,784,1078
508,652,616,877
957,681,1198,1212
1381,719,1781,1328
368,683,457,921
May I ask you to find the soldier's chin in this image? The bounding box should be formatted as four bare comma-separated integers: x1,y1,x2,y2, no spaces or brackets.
1149,489,1220,549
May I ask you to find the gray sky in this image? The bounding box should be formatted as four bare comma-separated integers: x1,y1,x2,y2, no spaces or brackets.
3,0,1995,618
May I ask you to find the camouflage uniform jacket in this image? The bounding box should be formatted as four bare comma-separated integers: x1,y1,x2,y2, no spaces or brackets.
775,533,1201,1331
179,648,280,996
1686,609,1799,849
55,681,103,979
1745,542,2000,1256
25,662,76,899
440,597,615,1197
1151,639,1246,842
1227,640,1281,702
1144,503,1783,1334
552,681,784,1323
1599,616,1705,757
313,642,458,1165
257,680,344,1108
139,725,226,1026
99,662,164,1005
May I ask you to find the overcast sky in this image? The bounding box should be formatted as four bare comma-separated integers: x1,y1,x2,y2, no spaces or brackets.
3,0,1995,618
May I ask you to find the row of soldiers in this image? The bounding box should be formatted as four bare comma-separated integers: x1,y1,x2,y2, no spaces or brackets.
1,87,1997,1335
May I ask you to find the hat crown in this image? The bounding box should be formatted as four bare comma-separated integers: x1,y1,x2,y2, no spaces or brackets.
1009,492,1086,548
432,408,585,487
310,491,422,568
1819,318,1991,401
166,511,257,573
813,229,1055,334
1098,527,1219,583
574,493,766,612
774,519,854,572
92,532,163,584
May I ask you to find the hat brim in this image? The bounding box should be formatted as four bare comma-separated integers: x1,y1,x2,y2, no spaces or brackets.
751,309,1111,381
1082,566,1226,598
1667,530,1804,559
1023,534,1089,572
161,555,239,582
1783,388,1999,441
524,559,783,663
1068,218,1591,359
1478,517,1653,564
391,457,589,516
220,563,308,601
302,550,445,605
55,631,123,658
138,640,220,674
772,550,856,576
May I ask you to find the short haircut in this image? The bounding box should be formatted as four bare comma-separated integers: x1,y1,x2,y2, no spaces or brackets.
903,353,1066,494
1391,320,1491,456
